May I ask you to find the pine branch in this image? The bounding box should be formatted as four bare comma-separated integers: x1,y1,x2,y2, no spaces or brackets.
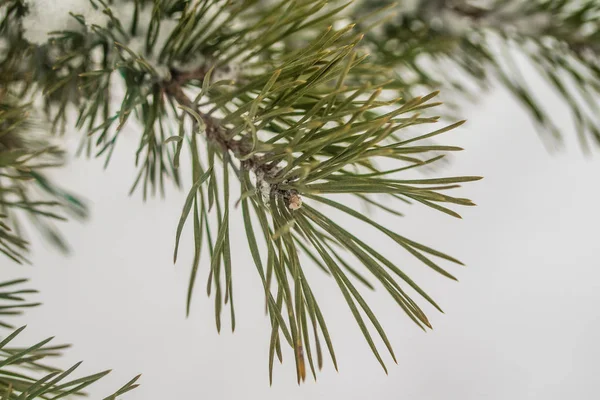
0,97,88,263
0,328,141,400
359,0,600,149
2,0,484,384
0,279,38,331
0,279,140,399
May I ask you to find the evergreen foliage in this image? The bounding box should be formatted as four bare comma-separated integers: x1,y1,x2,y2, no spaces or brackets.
359,0,600,150
0,0,595,395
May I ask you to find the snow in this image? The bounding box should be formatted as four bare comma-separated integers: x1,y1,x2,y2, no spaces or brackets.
114,2,230,79
252,170,272,205
22,0,243,83
22,0,106,44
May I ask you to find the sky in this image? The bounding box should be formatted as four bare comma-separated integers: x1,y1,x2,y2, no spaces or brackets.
3,71,600,399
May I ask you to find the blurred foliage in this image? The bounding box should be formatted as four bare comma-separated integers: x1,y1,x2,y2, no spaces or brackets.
358,0,600,150
0,279,140,399
0,0,521,387
0,95,87,264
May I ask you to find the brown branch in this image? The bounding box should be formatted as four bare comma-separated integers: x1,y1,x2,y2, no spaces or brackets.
447,3,489,20
160,67,300,208
162,67,244,155
421,0,491,21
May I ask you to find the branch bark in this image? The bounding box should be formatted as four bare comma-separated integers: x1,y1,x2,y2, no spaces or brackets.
161,67,300,209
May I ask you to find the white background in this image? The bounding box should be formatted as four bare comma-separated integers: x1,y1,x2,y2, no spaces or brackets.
3,72,600,399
